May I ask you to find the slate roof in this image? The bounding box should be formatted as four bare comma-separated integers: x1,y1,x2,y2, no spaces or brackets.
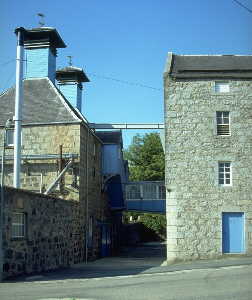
169,55,252,79
95,131,123,145
0,78,82,126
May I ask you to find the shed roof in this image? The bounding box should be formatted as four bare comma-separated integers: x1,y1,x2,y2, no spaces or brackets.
169,54,252,79
0,78,82,126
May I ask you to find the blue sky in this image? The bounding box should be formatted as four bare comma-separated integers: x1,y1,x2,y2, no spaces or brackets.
1,0,252,147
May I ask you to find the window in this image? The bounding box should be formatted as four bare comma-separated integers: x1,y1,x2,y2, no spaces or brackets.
126,185,141,200
11,212,26,238
218,162,231,186
215,82,230,93
216,111,230,136
6,129,14,147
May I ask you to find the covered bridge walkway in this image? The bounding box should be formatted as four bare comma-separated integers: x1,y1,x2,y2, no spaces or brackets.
125,181,166,213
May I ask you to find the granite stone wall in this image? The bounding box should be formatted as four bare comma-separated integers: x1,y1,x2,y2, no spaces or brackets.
1,123,81,201
3,187,84,278
164,77,252,262
0,122,110,269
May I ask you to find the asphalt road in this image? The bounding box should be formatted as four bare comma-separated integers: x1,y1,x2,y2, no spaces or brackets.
0,264,251,300
1,243,252,300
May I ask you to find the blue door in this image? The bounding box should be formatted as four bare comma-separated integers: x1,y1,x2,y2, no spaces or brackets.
222,212,244,253
101,225,111,257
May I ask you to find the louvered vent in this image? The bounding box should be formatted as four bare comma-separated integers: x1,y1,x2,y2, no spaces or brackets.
217,124,230,136
216,112,230,136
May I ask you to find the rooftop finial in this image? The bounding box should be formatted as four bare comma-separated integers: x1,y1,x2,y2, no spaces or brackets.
37,13,45,27
67,55,73,66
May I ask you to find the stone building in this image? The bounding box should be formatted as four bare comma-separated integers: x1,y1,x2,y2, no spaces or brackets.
164,53,252,262
0,27,123,278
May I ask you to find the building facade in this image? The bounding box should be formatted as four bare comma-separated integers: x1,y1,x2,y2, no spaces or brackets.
164,53,252,262
0,27,117,278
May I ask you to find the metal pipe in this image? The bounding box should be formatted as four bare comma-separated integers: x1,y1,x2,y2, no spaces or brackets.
0,153,78,162
89,123,165,130
13,28,25,188
85,129,89,263
44,159,73,195
0,127,6,281
59,145,63,192
39,173,43,193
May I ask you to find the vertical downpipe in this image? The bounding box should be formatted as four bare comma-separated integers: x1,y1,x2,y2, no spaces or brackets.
13,28,25,188
85,129,90,263
0,129,6,281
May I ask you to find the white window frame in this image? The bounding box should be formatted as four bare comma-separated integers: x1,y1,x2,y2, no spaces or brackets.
6,129,14,147
216,111,230,136
11,212,26,238
218,162,232,186
215,81,230,93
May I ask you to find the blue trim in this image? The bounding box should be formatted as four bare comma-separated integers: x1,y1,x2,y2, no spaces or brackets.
126,200,165,213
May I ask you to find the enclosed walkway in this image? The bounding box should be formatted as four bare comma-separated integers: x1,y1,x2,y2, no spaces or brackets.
125,181,166,213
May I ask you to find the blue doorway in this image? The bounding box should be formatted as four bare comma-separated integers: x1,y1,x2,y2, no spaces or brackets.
222,212,245,253
101,224,111,257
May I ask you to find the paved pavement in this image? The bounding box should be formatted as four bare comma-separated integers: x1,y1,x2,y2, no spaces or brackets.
4,242,252,282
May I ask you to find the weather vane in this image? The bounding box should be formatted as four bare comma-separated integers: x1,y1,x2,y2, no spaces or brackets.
37,13,45,27
67,56,73,66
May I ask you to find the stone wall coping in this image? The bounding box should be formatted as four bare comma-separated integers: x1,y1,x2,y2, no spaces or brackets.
4,186,79,205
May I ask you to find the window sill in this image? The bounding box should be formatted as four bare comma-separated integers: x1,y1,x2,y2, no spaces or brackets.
211,92,235,96
219,185,232,188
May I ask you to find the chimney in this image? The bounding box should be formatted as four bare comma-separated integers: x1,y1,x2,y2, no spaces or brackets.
23,27,66,83
56,66,89,112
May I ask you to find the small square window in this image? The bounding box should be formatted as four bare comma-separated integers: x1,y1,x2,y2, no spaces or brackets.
215,82,230,93
11,212,26,238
